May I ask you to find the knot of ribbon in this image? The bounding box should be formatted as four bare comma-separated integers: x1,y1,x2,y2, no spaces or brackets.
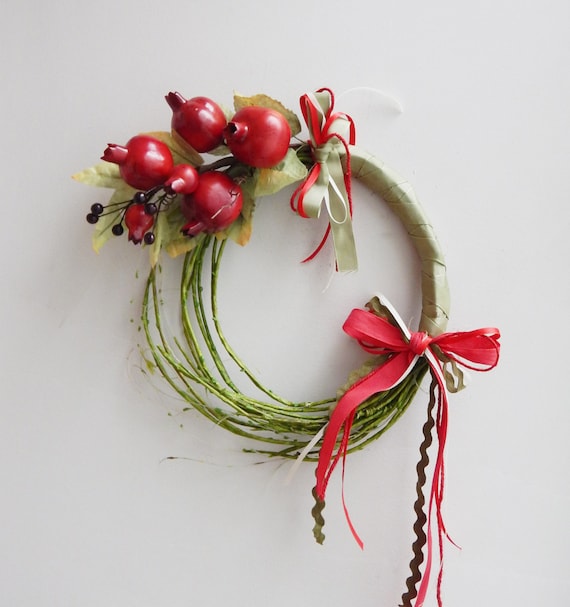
315,295,500,606
290,88,358,272
409,331,432,356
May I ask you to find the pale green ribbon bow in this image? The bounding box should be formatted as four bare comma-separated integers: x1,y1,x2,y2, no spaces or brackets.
291,89,358,272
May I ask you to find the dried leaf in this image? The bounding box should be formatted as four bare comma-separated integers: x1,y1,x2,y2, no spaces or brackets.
366,296,400,327
233,93,302,137
165,236,198,259
222,183,256,246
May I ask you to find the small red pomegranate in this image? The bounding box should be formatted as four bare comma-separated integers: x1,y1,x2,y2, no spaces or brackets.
181,171,243,236
224,106,291,168
166,92,227,152
124,203,155,244
101,135,174,190
164,164,200,194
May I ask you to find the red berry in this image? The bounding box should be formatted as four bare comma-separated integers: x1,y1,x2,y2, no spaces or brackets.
164,164,200,194
124,203,155,244
224,106,291,168
181,171,243,236
102,135,174,190
166,92,227,152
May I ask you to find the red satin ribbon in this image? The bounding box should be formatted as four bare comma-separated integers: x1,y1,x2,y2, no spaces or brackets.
315,308,500,606
290,88,356,263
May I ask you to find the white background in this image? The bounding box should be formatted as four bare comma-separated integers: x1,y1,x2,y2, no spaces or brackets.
1,1,569,606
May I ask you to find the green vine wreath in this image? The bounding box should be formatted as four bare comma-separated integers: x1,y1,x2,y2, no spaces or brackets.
75,87,500,607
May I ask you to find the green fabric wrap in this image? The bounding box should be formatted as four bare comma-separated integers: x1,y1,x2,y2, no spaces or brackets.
349,147,450,336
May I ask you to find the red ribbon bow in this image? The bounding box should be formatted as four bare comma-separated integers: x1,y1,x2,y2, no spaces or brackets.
315,303,500,606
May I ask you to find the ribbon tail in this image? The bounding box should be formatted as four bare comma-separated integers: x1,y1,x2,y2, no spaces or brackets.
414,485,436,607
411,372,444,607
315,351,418,550
328,199,357,272
316,352,415,499
340,411,364,548
401,378,437,607
301,224,331,264
311,409,364,548
301,190,357,271
413,355,455,607
327,153,357,272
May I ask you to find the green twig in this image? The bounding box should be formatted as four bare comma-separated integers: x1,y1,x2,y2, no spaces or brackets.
140,236,426,460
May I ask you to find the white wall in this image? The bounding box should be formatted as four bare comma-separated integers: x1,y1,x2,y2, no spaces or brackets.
1,1,568,606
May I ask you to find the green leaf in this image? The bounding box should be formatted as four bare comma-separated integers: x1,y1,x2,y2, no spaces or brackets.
253,149,307,198
233,93,302,137
72,162,123,189
148,201,198,265
147,131,204,167
207,143,231,157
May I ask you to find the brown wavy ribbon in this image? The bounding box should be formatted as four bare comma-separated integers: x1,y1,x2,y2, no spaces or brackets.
400,377,437,607
311,486,326,545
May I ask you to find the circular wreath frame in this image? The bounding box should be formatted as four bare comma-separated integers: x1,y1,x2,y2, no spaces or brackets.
141,146,450,459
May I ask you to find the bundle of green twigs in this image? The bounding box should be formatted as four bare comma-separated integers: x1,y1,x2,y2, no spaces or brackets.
142,233,429,460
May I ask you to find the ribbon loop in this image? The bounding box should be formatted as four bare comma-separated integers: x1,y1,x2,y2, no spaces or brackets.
291,88,358,272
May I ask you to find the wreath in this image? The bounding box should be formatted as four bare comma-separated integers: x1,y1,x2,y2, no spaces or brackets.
74,87,501,607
